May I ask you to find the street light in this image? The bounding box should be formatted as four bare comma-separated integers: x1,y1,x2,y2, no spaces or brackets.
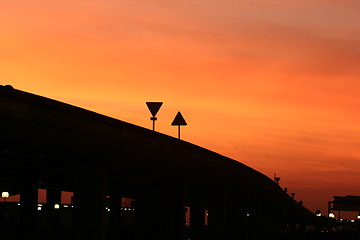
2,192,9,199
329,213,335,218
2,192,9,209
316,210,321,217
2,192,9,230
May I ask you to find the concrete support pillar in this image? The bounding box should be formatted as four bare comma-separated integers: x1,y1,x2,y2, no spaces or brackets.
45,188,62,239
190,192,205,240
135,185,161,240
224,191,245,240
159,181,185,240
234,197,251,240
19,177,38,240
247,195,262,240
262,203,284,240
73,165,107,240
109,190,123,240
207,188,225,240
288,218,297,233
135,181,185,240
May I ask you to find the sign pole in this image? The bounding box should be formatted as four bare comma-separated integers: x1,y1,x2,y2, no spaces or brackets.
150,117,157,131
171,111,187,140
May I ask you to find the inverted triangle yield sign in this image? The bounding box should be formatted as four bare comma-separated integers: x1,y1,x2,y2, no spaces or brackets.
146,102,163,117
171,112,187,126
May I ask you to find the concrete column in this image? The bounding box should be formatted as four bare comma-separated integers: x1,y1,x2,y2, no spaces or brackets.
246,195,262,240
135,185,161,240
190,192,205,240
135,181,185,240
241,194,253,240
19,177,38,240
207,188,225,240
45,188,62,239
262,202,284,240
109,190,122,240
288,217,297,233
73,165,107,240
224,191,245,240
159,181,185,240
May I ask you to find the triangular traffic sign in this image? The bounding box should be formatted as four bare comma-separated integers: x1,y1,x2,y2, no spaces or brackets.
171,112,187,126
146,102,163,117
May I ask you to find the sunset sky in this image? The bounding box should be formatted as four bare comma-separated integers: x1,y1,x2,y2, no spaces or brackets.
1,0,360,217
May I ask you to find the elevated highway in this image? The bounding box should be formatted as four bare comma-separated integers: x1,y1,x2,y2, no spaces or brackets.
0,85,316,240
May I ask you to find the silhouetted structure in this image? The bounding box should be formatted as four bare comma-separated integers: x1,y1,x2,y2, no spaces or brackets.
329,195,360,218
0,85,318,240
171,111,187,139
146,102,163,131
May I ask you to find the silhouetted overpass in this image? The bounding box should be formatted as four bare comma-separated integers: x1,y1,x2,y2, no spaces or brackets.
0,85,318,240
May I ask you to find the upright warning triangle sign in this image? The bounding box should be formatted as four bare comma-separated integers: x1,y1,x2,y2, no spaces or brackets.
171,112,187,126
146,102,163,117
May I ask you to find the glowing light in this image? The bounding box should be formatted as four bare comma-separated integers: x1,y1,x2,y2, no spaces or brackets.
316,210,322,217
1,192,9,198
54,204,60,209
37,206,42,211
329,213,335,218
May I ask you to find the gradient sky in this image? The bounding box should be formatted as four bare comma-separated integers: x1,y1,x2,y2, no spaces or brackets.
1,0,360,217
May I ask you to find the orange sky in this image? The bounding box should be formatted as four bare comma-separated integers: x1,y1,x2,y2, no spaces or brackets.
1,0,360,217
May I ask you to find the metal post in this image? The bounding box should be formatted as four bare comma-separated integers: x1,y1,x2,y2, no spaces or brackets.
150,117,157,131
3,197,6,230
